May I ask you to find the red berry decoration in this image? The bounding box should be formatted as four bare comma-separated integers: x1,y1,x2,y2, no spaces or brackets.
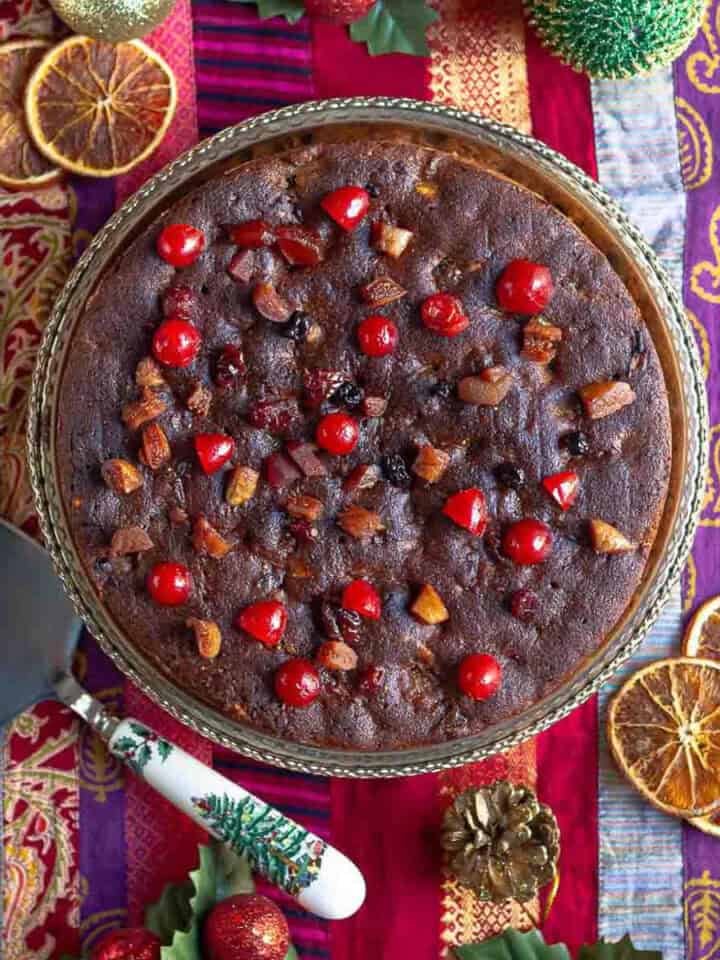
147,562,191,606
90,927,161,960
152,319,201,368
503,518,553,565
226,219,275,248
357,315,399,357
316,412,359,455
342,579,381,619
496,259,554,314
458,653,502,701
542,470,579,511
194,433,235,474
203,894,290,960
275,658,321,708
421,293,470,337
236,600,288,647
321,186,370,231
443,488,488,537
303,0,376,23
156,223,205,267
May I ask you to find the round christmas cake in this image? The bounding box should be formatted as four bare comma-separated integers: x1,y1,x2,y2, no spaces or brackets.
56,141,671,749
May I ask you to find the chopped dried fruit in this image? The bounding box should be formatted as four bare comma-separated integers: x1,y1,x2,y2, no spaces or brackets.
194,433,235,474
421,292,469,337
357,315,399,357
157,224,205,268
522,318,563,364
227,249,255,284
321,603,362,644
509,588,538,623
286,494,324,521
542,470,579,510
458,368,513,406
411,583,449,624
360,276,407,308
362,395,387,417
275,224,324,266
458,653,502,701
247,397,298,434
252,282,292,323
317,640,358,671
185,381,211,417
281,312,312,342
503,519,553,565
187,617,222,659
382,453,411,487
589,518,636,554
303,368,345,408
342,579,381,619
412,444,450,483
265,451,301,488
275,658,320,707
321,186,369,231
443,488,488,537
101,458,144,494
579,381,636,420
192,515,233,559
562,431,589,457
496,259,554,314
337,504,385,540
358,664,384,696
343,463,381,496
372,221,414,258
226,465,259,505
214,345,246,389
147,562,191,606
329,381,363,409
140,422,171,471
162,283,196,320
225,219,275,248
316,412,359,455
152,319,201,368
169,506,188,525
288,520,318,545
109,526,153,557
494,462,525,490
236,599,288,647
415,180,438,198
286,441,328,477
135,356,165,388
121,387,167,431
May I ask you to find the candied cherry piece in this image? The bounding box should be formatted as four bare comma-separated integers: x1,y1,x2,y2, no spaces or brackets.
458,653,502,701
214,344,246,389
342,579,381,620
357,315,399,357
316,412,359,455
156,224,205,267
496,259,554,314
358,664,384,696
194,433,235,474
503,518,553,565
226,219,274,248
147,562,191,606
236,599,288,647
421,292,469,337
443,488,488,537
275,224,324,266
542,470,579,511
321,186,370,231
162,283,196,320
152,319,201,368
275,658,321,707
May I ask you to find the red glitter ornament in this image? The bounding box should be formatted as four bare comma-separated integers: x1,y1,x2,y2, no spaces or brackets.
89,927,161,960
203,894,290,960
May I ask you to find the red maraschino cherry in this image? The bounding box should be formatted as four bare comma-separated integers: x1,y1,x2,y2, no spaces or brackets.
316,412,359,455
542,470,579,511
342,579,381,620
458,653,502,701
152,319,201,368
275,658,321,707
496,259,554,314
503,518,553,564
236,600,288,647
156,224,205,267
194,433,235,474
357,315,399,357
421,293,469,337
321,186,370,231
442,488,488,537
147,562,192,606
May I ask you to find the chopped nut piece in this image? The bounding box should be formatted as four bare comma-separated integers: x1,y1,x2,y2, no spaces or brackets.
109,526,153,557
317,640,358,671
186,381,212,416
169,506,189,525
415,180,438,198
579,380,636,420
372,222,414,259
521,318,563,364
101,458,143,494
343,463,381,497
416,642,435,666
226,465,259,506
192,515,233,559
121,387,167,431
411,583,450,624
458,368,513,406
337,504,385,540
187,617,222,659
360,276,407,308
412,444,450,483
363,395,388,417
286,495,324,522
135,356,165,388
589,518,637,554
140,422,171,471
252,282,292,323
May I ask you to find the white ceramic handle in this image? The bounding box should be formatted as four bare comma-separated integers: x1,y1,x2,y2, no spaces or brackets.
108,718,365,919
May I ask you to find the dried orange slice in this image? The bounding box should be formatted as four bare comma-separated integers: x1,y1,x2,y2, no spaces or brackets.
683,595,720,661
0,39,60,191
24,36,176,178
607,657,720,818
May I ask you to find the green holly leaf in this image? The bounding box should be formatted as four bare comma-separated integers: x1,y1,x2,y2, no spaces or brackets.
350,0,438,56
453,929,572,960
224,0,306,23
157,739,173,763
578,936,662,960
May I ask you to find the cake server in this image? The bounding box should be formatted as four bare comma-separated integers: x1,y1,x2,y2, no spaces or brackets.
0,518,365,919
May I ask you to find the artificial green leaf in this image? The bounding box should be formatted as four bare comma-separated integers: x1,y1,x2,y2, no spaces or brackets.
215,842,255,901
285,946,299,960
350,0,438,56
145,877,194,943
454,929,572,960
578,935,662,960
257,0,306,23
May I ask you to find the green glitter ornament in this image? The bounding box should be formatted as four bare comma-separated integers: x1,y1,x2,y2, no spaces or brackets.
525,0,709,79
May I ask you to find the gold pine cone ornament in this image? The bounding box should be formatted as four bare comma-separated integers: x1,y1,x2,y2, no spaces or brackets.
441,780,560,903
49,0,176,43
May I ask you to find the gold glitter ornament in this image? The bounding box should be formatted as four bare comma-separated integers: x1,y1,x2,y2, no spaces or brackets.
49,0,176,43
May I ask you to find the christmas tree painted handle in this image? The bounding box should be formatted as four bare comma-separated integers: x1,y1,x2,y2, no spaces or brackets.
108,718,365,919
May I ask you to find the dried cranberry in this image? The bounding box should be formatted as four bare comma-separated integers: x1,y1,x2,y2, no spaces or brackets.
358,664,384,696
494,462,525,491
162,283,196,319
382,453,411,487
321,602,362,644
247,398,297,434
289,519,318,544
303,368,345,408
281,311,312,342
562,431,590,457
329,381,363,409
214,345,246,389
509,588,538,623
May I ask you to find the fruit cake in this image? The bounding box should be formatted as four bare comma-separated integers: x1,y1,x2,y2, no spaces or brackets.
56,140,671,750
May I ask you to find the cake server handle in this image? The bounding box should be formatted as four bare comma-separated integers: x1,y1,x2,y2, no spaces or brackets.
54,675,365,919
